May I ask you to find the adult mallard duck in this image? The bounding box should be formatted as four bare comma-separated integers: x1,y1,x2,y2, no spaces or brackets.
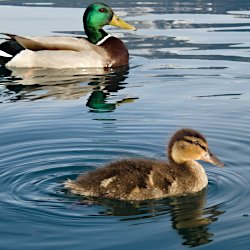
0,2,136,68
64,128,224,201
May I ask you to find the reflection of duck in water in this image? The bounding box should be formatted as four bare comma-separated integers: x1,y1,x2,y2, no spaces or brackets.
87,88,138,112
65,128,224,200
0,3,136,68
86,70,138,112
0,66,137,109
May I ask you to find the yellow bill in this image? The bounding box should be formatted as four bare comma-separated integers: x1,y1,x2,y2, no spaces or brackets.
109,14,136,31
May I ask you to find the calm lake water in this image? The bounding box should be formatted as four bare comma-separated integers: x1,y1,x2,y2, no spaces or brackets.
0,0,250,249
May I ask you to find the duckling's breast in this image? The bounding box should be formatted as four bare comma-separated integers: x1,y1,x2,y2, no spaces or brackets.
183,161,208,192
142,161,208,198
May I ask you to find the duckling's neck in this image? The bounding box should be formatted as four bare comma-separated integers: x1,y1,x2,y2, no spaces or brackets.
168,155,208,192
84,25,108,44
168,151,186,166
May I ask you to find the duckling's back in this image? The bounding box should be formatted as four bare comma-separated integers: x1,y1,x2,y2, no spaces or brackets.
64,158,203,200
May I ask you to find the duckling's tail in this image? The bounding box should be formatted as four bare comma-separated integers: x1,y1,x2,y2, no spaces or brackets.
64,179,78,190
64,179,96,197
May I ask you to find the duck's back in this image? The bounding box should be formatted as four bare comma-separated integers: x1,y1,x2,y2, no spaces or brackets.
65,158,207,200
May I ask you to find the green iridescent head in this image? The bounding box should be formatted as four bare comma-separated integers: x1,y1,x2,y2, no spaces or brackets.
83,2,136,44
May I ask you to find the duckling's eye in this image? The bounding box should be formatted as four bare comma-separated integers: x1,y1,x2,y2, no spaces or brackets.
194,141,199,145
99,8,107,13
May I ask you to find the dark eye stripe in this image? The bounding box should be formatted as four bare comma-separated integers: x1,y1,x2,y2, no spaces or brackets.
183,138,194,144
200,144,207,151
183,139,207,151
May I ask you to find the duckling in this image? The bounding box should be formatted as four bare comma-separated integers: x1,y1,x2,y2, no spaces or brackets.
64,128,224,201
0,3,136,68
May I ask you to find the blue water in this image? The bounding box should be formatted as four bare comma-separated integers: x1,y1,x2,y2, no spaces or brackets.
0,0,250,249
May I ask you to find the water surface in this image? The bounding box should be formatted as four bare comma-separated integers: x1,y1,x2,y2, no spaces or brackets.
0,0,250,249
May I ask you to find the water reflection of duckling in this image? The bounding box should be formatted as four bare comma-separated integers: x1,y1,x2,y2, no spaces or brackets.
65,128,224,200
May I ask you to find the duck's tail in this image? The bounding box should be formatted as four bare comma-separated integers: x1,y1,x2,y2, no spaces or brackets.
0,36,24,65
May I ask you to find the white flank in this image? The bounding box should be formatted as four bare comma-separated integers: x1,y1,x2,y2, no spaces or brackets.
6,49,105,68
0,50,12,58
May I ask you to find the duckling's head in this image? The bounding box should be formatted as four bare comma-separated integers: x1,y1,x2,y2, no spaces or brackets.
168,128,224,167
84,3,136,32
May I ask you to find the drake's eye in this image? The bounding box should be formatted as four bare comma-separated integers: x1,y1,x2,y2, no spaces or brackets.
99,8,107,13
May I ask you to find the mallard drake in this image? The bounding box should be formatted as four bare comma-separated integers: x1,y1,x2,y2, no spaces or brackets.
0,2,136,68
64,128,224,201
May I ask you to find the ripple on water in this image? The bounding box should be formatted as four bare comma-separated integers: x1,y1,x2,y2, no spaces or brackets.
0,89,250,248
0,134,165,221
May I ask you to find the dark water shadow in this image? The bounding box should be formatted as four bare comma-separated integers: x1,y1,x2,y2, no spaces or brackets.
73,189,224,247
0,66,138,111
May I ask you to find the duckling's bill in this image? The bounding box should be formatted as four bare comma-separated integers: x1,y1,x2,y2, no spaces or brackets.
109,14,136,31
201,149,224,167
